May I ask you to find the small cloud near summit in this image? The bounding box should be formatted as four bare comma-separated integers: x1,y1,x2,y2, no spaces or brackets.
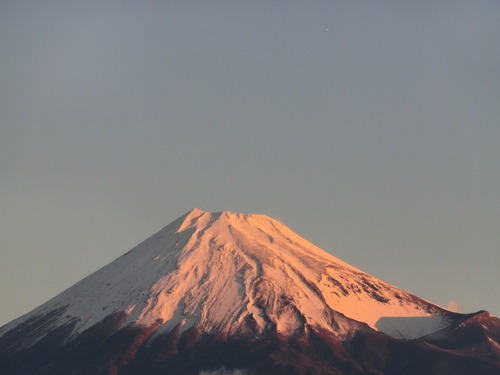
447,300,464,313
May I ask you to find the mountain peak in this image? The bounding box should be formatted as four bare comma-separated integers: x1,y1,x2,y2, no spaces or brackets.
178,208,278,228
175,209,296,253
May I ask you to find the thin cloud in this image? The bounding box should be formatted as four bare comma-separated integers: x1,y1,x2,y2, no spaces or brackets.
447,300,464,313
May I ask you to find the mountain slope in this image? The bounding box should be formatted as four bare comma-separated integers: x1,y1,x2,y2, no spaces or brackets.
0,209,498,375
0,209,449,341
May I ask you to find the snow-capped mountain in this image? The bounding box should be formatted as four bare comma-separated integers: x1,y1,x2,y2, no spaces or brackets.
1,209,498,375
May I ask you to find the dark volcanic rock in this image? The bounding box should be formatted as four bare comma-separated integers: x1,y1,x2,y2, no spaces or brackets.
1,322,499,375
420,311,500,361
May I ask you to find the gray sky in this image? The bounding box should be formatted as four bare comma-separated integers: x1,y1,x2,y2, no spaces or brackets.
1,0,499,326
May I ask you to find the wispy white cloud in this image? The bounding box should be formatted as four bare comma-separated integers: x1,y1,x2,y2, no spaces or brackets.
446,300,464,313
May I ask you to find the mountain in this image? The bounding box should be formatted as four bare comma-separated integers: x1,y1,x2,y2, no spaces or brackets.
0,209,498,375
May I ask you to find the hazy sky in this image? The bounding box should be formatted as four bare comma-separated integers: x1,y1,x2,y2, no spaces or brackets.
1,1,499,326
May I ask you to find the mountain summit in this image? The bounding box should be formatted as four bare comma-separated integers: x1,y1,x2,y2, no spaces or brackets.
1,209,499,375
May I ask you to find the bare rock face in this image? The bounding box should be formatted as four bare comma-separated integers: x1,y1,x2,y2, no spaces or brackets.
1,209,499,375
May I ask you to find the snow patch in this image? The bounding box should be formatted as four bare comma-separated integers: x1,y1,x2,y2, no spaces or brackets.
375,315,449,339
